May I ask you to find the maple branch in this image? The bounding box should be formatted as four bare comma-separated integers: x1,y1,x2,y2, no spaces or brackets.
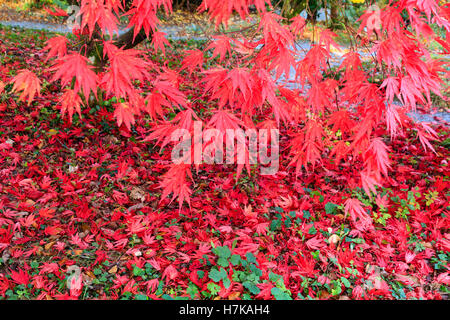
114,27,151,50
83,27,152,69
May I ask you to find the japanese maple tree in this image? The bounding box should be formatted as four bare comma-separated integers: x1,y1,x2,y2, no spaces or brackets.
6,0,450,211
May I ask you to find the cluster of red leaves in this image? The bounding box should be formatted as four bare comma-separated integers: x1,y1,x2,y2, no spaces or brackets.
5,0,449,210
0,28,449,300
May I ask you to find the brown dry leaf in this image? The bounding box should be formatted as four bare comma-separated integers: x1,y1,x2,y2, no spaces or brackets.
328,234,341,247
36,246,43,256
108,265,118,274
85,270,96,280
228,292,240,300
25,199,35,206
421,242,433,249
319,290,330,299
128,203,146,212
130,187,146,202
2,250,10,263
44,241,55,251
73,249,83,256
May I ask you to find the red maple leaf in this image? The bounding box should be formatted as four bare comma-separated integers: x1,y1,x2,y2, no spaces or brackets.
51,53,97,100
159,163,193,209
43,5,68,17
43,35,68,61
151,31,171,56
10,268,30,285
344,198,374,231
114,102,136,131
59,89,82,123
102,42,149,98
207,35,232,62
181,49,204,75
11,69,41,105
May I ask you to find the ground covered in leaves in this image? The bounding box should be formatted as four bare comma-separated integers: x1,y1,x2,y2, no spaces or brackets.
0,26,449,300
0,0,63,24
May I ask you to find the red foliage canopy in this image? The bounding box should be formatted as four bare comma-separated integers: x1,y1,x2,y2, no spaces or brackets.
7,0,450,209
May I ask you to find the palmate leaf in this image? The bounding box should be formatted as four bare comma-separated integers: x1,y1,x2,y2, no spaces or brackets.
9,268,30,285
330,140,350,165
11,69,41,106
50,53,97,101
207,35,233,62
344,198,374,232
208,109,245,133
226,68,253,102
290,15,306,35
144,90,168,120
357,8,382,38
152,80,187,108
144,80,187,119
126,0,172,38
151,31,171,56
144,122,176,148
43,35,68,61
159,163,193,209
199,0,270,27
181,49,204,76
328,110,356,135
114,102,136,131
416,122,438,153
79,0,120,38
380,77,400,104
60,89,82,123
317,29,339,52
365,137,391,178
360,170,380,199
102,42,149,99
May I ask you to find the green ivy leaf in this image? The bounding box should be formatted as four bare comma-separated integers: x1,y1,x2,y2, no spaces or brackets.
325,202,338,214
207,282,221,295
246,252,257,264
271,287,292,300
223,277,231,289
187,284,199,298
341,277,351,288
243,281,260,294
270,219,282,231
217,257,229,267
208,269,223,282
230,254,241,266
215,246,231,259
308,225,317,235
